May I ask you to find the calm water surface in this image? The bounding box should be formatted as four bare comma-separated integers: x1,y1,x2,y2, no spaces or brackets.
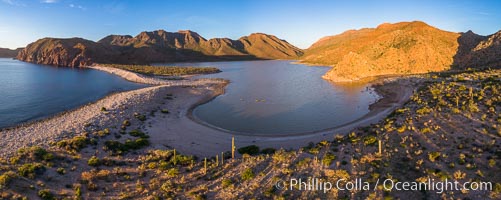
161,60,380,135
0,58,145,129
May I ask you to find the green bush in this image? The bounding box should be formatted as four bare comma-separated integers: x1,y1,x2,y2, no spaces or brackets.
241,168,255,181
238,145,260,155
56,167,66,175
18,146,53,161
123,120,131,127
221,179,233,188
129,130,149,138
363,135,377,146
161,109,170,114
38,189,54,200
56,136,90,152
102,64,221,76
104,138,150,155
0,171,16,188
322,153,336,166
134,113,147,121
88,156,101,167
428,152,441,162
18,163,45,178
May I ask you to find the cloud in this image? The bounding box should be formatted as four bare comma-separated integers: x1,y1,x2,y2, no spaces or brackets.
69,3,86,11
2,0,26,6
41,0,58,3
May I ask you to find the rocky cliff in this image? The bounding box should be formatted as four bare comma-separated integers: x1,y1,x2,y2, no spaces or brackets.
17,30,303,67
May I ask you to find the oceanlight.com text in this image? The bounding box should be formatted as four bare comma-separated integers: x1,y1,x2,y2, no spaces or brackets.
274,177,493,194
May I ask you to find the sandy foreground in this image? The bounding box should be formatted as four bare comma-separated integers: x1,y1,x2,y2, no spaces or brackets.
0,66,416,158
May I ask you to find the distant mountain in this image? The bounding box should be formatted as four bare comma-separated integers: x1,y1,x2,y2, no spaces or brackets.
301,21,461,82
453,30,501,68
0,48,22,58
17,30,303,67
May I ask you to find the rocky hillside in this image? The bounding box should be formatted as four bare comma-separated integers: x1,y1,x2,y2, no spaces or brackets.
0,48,22,58
453,30,501,68
17,30,303,67
301,21,461,82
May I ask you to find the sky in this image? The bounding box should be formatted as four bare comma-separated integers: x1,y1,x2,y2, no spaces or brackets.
0,0,500,49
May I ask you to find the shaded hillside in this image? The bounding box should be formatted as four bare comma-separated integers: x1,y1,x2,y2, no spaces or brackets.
0,48,22,58
301,21,460,82
17,30,303,67
453,30,501,68
17,38,118,67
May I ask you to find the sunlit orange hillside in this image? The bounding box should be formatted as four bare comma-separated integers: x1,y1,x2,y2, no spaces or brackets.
302,21,461,81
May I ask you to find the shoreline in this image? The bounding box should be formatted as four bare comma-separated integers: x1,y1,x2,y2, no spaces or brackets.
0,64,418,157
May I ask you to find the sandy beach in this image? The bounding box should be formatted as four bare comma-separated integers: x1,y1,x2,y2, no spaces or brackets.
0,65,417,158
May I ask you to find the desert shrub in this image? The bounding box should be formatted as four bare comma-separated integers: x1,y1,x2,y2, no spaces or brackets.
134,113,147,121
125,138,150,150
416,107,432,115
17,146,54,161
161,109,170,114
123,120,131,126
221,179,233,188
38,189,54,200
238,145,260,155
88,156,101,167
428,152,441,162
129,130,149,138
241,168,255,181
363,135,377,146
296,158,311,169
104,139,150,155
56,136,91,152
420,127,432,134
348,132,360,144
0,171,16,188
56,167,66,175
96,128,111,137
104,140,128,155
102,64,221,76
272,149,293,164
171,154,195,166
322,153,336,166
18,163,45,178
167,168,179,177
396,125,407,133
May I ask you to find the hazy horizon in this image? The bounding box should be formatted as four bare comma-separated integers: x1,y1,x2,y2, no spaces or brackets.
1,0,500,49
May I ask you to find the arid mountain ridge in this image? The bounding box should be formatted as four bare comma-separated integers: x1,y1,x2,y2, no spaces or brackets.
303,21,501,81
0,48,22,58
16,30,303,67
13,21,501,81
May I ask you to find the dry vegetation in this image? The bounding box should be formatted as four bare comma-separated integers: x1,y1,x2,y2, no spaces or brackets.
0,69,500,199
99,64,221,76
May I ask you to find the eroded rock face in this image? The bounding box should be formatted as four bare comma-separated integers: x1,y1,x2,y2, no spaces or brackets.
17,30,304,67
